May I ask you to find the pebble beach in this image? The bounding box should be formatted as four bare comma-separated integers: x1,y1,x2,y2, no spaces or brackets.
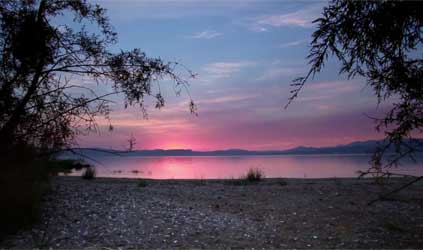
2,176,423,249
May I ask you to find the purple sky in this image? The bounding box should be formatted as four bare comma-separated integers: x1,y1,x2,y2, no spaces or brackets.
77,1,397,150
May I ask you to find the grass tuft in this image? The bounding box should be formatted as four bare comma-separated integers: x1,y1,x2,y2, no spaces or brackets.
82,166,96,180
245,168,264,182
225,168,265,186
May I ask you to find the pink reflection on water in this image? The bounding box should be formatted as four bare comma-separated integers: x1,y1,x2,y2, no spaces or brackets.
68,155,423,179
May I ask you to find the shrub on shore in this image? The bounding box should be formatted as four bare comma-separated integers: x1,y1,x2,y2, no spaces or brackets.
82,166,96,180
0,161,49,240
225,168,265,186
245,168,264,182
0,147,85,240
45,159,87,175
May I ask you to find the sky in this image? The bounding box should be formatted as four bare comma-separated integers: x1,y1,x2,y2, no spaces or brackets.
76,0,391,151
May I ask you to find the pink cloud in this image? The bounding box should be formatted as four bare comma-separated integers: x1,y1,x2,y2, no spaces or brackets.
252,5,322,30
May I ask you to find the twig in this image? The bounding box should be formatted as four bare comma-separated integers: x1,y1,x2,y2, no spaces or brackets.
358,171,417,179
368,176,423,205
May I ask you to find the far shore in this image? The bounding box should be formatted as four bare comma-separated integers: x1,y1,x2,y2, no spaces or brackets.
2,176,423,249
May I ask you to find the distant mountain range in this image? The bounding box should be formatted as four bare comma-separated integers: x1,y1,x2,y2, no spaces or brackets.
61,139,423,157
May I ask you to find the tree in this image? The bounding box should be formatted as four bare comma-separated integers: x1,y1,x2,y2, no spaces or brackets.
289,0,423,170
0,0,196,156
127,133,136,152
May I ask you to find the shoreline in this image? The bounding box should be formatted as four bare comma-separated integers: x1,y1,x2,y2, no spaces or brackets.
2,176,423,249
60,175,368,181
59,174,421,182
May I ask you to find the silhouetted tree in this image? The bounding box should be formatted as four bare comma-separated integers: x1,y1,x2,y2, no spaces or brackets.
289,0,423,169
127,133,136,152
0,0,196,156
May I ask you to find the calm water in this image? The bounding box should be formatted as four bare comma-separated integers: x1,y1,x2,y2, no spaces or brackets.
65,154,423,179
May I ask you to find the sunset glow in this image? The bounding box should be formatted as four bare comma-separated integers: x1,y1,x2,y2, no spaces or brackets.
76,1,393,151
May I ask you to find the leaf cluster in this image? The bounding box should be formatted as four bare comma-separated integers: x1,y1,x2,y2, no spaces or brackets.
0,0,196,154
289,0,423,167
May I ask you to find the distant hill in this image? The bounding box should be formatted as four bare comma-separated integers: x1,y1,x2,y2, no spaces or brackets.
60,139,423,157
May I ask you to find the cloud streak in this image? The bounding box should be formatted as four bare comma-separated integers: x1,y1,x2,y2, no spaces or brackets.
257,67,302,81
202,61,256,79
189,30,222,39
252,5,322,31
279,39,309,48
197,94,257,105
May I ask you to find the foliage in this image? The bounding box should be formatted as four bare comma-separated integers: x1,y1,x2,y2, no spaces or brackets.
82,166,96,180
0,0,196,156
0,145,49,239
226,168,265,185
0,146,92,240
289,0,423,168
0,0,195,240
245,168,264,182
44,159,86,175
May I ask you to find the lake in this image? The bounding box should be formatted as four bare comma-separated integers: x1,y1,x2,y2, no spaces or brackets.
63,154,423,179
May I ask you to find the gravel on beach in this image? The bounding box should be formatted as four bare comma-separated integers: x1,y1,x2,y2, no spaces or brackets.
2,176,423,249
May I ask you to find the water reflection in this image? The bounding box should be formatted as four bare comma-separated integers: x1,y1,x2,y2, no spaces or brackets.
67,154,423,179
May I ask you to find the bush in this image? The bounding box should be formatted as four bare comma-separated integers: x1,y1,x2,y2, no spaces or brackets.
0,146,96,240
82,166,96,180
45,159,86,175
245,168,264,182
0,146,51,240
225,169,265,186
